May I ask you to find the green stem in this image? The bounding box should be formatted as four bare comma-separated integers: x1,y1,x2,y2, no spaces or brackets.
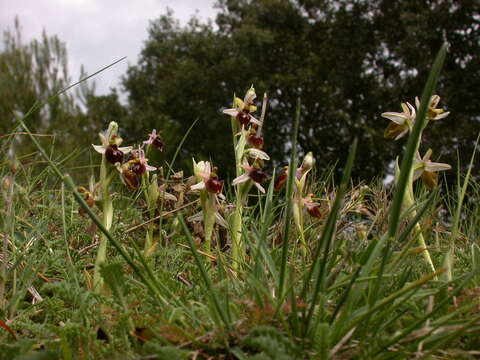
93,156,113,293
231,128,248,270
231,196,244,268
203,194,216,255
403,176,436,274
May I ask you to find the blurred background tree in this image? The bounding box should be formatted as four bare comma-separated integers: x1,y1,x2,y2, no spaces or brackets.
123,0,480,180
2,0,479,181
0,19,127,178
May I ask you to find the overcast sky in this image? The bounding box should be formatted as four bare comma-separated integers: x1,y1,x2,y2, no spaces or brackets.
1,0,218,95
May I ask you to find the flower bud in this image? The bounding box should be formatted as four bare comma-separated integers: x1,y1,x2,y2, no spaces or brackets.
301,152,315,172
106,121,119,141
2,176,11,192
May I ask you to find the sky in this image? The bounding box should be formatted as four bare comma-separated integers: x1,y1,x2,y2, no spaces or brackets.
1,0,218,95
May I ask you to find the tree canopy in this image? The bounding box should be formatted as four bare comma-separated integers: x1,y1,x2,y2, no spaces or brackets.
123,0,480,180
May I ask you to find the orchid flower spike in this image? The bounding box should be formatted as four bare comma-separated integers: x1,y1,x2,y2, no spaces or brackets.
92,121,132,164
382,102,416,140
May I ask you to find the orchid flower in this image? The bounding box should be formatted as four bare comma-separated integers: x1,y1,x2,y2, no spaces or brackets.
130,148,157,175
223,86,262,127
190,159,227,253
275,152,314,192
92,121,132,164
302,193,324,219
382,102,416,140
191,160,224,194
232,160,269,194
117,149,156,191
143,129,165,151
415,95,450,121
413,149,451,189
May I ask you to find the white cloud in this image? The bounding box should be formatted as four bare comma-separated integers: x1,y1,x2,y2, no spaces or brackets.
1,0,218,95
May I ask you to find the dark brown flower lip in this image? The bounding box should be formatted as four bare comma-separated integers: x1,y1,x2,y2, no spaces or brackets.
274,172,288,191
130,160,147,176
249,169,269,184
248,134,264,149
236,111,251,126
205,176,224,194
105,144,124,164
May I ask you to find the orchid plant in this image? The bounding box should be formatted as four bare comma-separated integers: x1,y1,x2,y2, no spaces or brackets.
91,121,132,292
274,152,324,257
224,87,270,269
382,95,451,273
189,160,227,254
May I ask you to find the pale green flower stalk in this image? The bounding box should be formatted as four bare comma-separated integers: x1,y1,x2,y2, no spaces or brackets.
142,130,164,256
292,152,315,255
144,174,159,257
224,88,269,269
91,121,132,293
190,160,226,254
383,95,451,273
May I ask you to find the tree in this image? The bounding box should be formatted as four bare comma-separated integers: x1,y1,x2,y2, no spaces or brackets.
122,0,479,179
0,19,119,178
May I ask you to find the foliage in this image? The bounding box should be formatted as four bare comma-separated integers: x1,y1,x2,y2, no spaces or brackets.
123,0,480,180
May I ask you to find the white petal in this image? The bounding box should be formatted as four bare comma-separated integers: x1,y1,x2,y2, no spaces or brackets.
246,148,270,161
249,115,262,125
146,164,157,172
415,96,421,109
425,162,451,172
190,181,206,191
381,112,407,125
118,146,133,153
430,95,440,108
433,112,449,120
92,144,106,154
232,173,250,186
406,102,416,118
223,108,239,117
254,182,266,194
394,128,409,140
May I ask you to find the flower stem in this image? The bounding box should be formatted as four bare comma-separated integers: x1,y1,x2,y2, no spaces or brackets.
203,195,216,255
231,196,244,269
93,156,113,293
404,172,436,275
